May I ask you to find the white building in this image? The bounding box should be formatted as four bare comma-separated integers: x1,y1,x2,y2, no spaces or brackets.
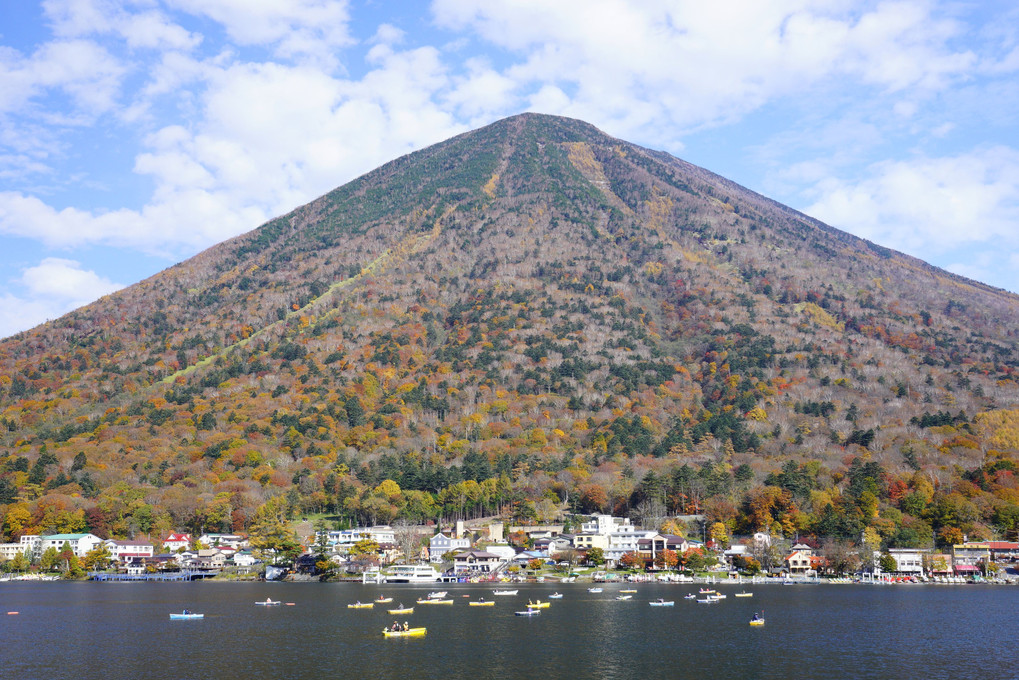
581,514,632,535
888,548,928,575
105,539,155,563
162,533,192,551
320,526,396,547
39,533,105,558
198,533,248,551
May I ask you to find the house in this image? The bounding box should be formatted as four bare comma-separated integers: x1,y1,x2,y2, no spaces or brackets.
581,514,631,535
105,539,155,563
39,533,105,558
886,548,927,575
784,543,816,576
429,532,471,563
952,542,990,575
232,551,261,567
163,533,192,551
572,532,609,552
636,533,690,568
319,526,396,548
198,533,247,551
0,542,28,561
452,549,503,573
986,542,1019,563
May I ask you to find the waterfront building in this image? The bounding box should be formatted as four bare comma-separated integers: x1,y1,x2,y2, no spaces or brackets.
887,548,928,575
452,549,503,573
39,533,104,558
784,543,817,577
162,533,192,551
429,532,471,562
105,539,155,564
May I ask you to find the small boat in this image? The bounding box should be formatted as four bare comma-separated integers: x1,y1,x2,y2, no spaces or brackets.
427,591,448,599
492,589,518,596
620,588,637,593
469,599,495,607
698,588,716,594
735,592,753,598
526,601,550,609
169,611,203,620
615,595,632,601
417,598,453,605
710,593,727,600
255,599,281,606
515,609,541,616
383,626,427,637
588,587,603,593
375,596,393,604
696,598,717,603
649,599,674,607
749,614,765,626
684,594,697,600
346,599,374,611
548,592,563,599
388,606,414,615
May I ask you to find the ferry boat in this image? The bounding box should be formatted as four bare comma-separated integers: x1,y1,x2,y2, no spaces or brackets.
386,565,441,583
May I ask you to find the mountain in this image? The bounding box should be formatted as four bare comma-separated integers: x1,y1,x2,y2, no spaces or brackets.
2,113,1019,551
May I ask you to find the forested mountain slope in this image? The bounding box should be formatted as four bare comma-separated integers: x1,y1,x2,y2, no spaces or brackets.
2,113,1018,549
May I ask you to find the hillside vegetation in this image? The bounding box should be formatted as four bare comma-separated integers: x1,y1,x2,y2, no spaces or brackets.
2,113,1019,551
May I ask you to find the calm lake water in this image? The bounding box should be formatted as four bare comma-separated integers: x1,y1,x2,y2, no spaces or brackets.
1,580,1015,679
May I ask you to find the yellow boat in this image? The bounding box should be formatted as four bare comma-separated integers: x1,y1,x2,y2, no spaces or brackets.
417,598,453,605
749,619,765,626
469,600,495,607
347,602,374,609
375,596,393,604
383,627,427,637
735,592,753,598
620,589,637,593
388,606,414,615
526,601,550,609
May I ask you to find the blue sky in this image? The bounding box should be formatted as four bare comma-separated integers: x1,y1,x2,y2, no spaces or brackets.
2,0,1018,338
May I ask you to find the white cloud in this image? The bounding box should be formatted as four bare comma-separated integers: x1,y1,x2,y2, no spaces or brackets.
0,39,125,115
0,257,123,338
804,147,1019,254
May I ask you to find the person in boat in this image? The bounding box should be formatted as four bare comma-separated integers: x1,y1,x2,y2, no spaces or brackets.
403,621,410,631
183,609,191,615
752,612,762,621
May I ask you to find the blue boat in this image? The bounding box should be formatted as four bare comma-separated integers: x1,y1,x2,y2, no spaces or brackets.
170,611,204,620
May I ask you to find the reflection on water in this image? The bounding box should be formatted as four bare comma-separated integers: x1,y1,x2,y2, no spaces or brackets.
2,581,1015,679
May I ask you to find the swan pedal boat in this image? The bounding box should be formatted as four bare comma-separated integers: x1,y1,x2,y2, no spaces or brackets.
384,627,427,637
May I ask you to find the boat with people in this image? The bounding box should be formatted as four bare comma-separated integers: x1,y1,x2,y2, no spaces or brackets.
388,606,414,615
649,599,674,607
374,596,393,604
169,610,203,620
615,595,632,600
383,626,427,637
698,588,716,594
347,601,374,609
469,599,495,607
255,598,281,606
620,588,637,593
492,589,518,596
548,592,563,599
696,597,718,603
749,612,765,626
515,609,540,616
526,600,550,609
735,591,753,598
588,587,603,593
417,598,453,605
427,591,448,599
684,594,697,600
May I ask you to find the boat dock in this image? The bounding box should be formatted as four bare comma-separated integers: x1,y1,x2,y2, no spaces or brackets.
89,570,218,582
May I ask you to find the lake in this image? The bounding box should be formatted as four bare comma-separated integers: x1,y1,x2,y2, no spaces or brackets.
1,580,1015,679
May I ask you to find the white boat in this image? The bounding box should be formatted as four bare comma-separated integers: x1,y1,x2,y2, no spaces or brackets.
684,593,696,600
515,609,540,616
492,589,518,596
386,565,441,583
588,587,603,593
649,599,674,607
170,611,203,619
427,591,448,599
548,592,563,599
615,595,632,601
255,599,281,606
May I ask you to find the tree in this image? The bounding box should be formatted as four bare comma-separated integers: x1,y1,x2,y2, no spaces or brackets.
83,545,113,571
654,549,679,570
878,552,898,573
248,496,301,565
585,547,605,566
618,551,643,571
40,546,61,572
